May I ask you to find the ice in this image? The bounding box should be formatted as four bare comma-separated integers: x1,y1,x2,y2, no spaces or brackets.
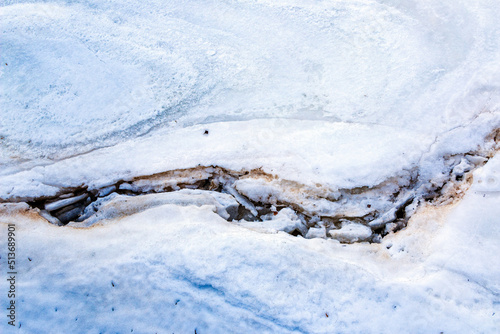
1,154,499,332
329,221,373,243
223,184,259,217
236,207,307,235
44,193,88,212
68,189,239,227
1,0,500,332
305,226,327,239
38,210,62,226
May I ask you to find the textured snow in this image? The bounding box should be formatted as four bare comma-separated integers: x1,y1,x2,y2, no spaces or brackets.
1,0,500,332
1,0,500,172
0,120,434,200
1,155,499,333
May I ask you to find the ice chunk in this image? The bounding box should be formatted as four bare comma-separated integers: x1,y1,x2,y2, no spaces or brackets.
69,190,238,227
329,222,373,243
223,185,258,217
236,208,306,235
97,185,116,197
44,193,88,212
38,210,62,226
306,226,327,239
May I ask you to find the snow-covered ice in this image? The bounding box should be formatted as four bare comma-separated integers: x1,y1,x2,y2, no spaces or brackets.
1,155,499,333
1,0,500,332
1,0,500,169
328,220,373,243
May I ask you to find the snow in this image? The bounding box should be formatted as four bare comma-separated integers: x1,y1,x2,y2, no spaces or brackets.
1,0,500,171
329,221,373,243
1,155,499,333
1,0,500,332
0,119,434,200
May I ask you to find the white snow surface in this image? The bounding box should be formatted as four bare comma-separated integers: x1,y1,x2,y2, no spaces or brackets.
0,119,435,200
0,154,499,333
1,0,500,332
1,0,500,183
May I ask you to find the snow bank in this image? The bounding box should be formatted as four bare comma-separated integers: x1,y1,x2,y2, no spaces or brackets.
0,120,433,200
0,155,498,333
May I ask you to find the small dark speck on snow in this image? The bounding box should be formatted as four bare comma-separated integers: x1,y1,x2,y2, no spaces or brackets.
203,130,209,135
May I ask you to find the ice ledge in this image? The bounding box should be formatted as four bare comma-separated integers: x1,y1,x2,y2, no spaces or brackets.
0,119,433,200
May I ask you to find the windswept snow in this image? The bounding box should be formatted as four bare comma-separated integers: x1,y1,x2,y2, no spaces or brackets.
1,0,500,165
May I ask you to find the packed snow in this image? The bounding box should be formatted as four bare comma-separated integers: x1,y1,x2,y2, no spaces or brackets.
1,0,500,332
1,0,500,168
0,155,499,333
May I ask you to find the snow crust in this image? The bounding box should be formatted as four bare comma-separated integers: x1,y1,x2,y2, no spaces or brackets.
1,0,500,175
1,0,500,331
0,119,434,200
1,155,499,333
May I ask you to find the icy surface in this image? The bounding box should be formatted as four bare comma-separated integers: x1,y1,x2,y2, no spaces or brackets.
1,0,500,332
1,0,500,171
0,119,434,200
